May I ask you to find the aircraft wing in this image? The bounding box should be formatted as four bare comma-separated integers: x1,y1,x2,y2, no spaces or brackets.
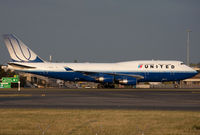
74,70,144,80
64,67,144,79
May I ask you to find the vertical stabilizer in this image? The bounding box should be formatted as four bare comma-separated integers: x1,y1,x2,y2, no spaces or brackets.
3,34,44,62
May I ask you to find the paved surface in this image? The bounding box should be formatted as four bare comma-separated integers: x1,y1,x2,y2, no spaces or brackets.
0,88,200,110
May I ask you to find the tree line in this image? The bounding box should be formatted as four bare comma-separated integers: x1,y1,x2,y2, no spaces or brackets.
0,65,26,87
0,65,15,78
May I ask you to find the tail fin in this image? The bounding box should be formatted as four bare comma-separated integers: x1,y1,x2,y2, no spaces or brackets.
3,34,45,63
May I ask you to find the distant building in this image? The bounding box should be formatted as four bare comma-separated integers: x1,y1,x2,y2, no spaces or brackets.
180,67,200,88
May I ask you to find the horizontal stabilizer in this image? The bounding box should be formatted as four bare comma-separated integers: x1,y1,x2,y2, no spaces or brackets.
8,63,36,69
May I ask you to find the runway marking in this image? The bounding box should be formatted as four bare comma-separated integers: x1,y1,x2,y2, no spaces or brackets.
0,94,32,97
192,92,200,94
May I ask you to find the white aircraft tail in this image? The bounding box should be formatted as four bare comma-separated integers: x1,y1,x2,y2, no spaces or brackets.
3,34,45,63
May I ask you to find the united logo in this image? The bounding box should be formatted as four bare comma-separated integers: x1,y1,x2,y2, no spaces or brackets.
138,64,143,68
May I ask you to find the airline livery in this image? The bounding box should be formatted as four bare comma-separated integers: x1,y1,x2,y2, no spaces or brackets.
3,34,197,88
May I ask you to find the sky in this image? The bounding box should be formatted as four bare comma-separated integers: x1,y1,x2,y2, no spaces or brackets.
0,0,199,64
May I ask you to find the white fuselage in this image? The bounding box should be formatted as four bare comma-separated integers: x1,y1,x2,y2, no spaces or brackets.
7,60,197,84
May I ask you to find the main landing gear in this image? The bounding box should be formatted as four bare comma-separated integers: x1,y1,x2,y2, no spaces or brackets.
97,83,115,88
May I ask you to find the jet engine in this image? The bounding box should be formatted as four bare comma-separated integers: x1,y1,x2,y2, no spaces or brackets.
115,76,137,85
95,75,114,83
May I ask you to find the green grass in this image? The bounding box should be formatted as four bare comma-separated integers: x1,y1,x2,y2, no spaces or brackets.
0,109,200,135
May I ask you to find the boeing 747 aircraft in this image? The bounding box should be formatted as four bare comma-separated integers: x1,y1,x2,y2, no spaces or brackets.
3,34,197,88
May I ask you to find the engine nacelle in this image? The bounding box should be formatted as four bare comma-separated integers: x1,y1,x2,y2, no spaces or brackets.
118,79,137,85
96,77,105,82
115,76,137,85
119,79,128,84
95,75,114,83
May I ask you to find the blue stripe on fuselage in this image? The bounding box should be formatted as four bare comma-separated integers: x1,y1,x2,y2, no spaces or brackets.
25,71,197,82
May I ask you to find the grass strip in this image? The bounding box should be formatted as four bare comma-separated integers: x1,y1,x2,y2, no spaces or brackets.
0,109,200,135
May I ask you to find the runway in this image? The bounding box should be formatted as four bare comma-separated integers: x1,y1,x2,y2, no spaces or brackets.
0,88,200,110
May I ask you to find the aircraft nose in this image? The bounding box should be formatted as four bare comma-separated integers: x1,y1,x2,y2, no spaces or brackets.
191,69,198,76
187,67,198,78
194,70,198,75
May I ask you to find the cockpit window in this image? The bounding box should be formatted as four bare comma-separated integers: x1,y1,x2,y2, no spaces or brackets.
180,63,185,65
